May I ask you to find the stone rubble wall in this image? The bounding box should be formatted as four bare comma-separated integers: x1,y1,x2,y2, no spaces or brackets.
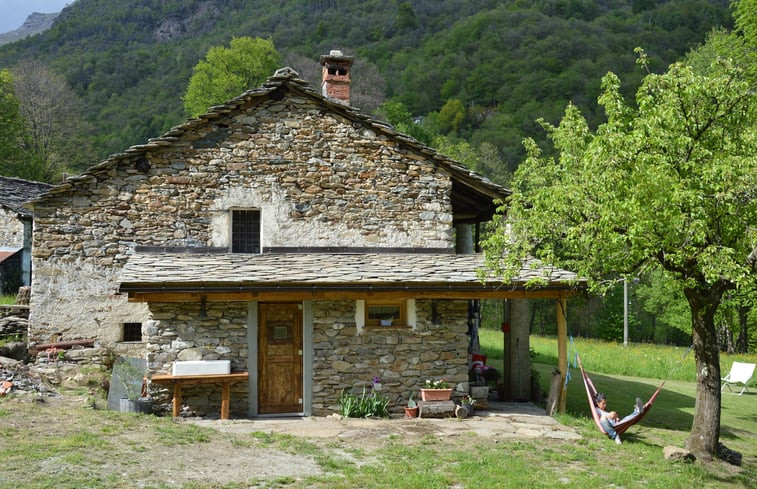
0,208,24,248
29,93,455,345
144,302,249,416
311,299,469,416
136,299,469,417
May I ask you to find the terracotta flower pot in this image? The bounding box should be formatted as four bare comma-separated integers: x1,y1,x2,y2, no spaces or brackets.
404,405,419,418
420,388,452,401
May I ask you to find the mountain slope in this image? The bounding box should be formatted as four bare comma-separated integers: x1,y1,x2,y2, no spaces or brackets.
0,0,732,177
0,12,60,46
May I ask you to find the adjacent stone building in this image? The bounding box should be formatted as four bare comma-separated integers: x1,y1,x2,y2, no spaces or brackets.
0,176,52,294
27,53,581,417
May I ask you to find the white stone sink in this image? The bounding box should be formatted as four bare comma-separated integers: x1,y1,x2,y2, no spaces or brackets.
172,360,230,376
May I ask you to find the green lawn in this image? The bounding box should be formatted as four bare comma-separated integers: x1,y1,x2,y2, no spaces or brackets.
479,330,756,467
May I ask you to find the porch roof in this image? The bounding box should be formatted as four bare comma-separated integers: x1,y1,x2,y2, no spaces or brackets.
118,252,584,301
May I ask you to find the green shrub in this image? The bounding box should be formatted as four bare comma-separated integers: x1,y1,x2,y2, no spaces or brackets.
339,387,389,418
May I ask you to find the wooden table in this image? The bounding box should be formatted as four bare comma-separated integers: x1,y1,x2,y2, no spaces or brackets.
151,372,249,420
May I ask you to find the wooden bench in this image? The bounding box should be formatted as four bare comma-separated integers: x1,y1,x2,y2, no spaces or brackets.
151,372,249,420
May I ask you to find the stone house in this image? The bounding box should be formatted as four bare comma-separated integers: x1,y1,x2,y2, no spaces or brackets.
26,52,580,417
0,176,52,294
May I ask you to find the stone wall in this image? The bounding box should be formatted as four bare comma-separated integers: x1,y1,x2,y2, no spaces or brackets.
311,299,469,416
139,299,470,417
30,92,456,344
0,208,24,247
145,302,250,416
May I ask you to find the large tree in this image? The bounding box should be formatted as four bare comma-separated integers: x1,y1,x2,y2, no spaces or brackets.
484,52,756,458
183,37,281,118
0,69,27,177
12,60,94,181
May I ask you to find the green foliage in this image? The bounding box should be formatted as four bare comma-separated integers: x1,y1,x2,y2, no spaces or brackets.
183,37,281,118
0,69,27,177
483,38,756,454
338,387,389,418
485,56,756,298
634,270,692,344
407,391,416,408
437,98,465,134
376,100,434,145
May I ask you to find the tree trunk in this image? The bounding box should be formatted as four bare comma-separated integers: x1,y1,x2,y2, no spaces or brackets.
683,286,724,460
735,305,750,354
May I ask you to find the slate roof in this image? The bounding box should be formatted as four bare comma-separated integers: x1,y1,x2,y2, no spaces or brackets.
30,67,509,208
118,252,582,294
0,176,52,216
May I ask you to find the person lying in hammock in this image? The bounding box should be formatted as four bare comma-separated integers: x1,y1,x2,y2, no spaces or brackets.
594,393,644,445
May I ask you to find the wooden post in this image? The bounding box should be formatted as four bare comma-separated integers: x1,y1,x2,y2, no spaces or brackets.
221,382,231,420
556,296,568,413
172,384,182,418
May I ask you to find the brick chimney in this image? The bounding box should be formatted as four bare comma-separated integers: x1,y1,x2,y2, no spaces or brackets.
319,50,354,105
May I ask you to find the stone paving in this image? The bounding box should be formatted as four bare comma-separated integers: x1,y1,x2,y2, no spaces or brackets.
189,401,582,442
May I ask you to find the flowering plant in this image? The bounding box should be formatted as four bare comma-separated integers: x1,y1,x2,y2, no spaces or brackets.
460,394,473,405
372,376,381,385
424,378,449,389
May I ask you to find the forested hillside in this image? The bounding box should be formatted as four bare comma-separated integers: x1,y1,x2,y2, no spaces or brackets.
0,0,732,179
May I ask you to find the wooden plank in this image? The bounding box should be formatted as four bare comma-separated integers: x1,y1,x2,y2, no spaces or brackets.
151,372,249,384
127,288,580,303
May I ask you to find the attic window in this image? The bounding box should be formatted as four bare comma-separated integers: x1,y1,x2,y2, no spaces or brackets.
231,209,261,253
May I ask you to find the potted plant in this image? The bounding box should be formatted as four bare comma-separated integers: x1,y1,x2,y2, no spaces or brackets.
460,394,475,415
112,357,152,414
420,378,452,401
404,391,419,418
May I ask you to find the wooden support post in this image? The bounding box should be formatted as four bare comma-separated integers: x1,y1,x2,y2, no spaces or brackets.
556,296,568,413
173,384,182,418
221,382,231,420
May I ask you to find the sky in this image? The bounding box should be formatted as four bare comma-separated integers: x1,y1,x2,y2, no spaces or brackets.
0,0,73,34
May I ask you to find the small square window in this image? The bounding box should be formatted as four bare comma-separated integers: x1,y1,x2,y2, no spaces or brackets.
122,322,142,342
231,209,261,253
365,300,406,327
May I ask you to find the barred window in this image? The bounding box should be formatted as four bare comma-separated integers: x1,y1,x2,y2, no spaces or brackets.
231,209,261,253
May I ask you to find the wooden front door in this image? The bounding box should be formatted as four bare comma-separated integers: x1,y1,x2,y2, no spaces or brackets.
258,303,303,414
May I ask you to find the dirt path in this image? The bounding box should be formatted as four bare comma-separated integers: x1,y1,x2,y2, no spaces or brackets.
1,391,580,487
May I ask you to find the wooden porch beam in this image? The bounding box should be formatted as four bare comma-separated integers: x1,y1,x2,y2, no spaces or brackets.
125,288,580,303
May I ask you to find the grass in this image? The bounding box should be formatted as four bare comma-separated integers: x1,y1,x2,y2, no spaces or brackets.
480,330,757,383
0,294,15,304
0,333,754,488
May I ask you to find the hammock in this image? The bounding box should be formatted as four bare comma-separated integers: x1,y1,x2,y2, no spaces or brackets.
577,354,664,437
